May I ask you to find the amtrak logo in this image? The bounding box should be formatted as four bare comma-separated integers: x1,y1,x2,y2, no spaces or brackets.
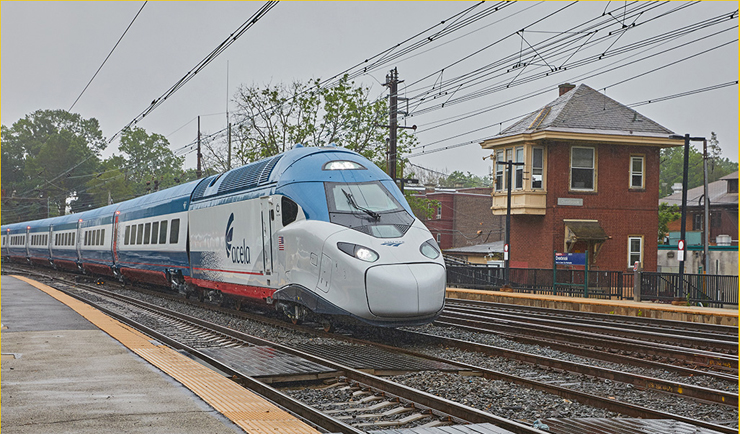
381,241,404,247
225,213,250,264
225,213,235,257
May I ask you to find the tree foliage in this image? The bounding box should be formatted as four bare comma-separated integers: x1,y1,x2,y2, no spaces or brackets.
226,75,415,172
83,127,190,207
658,202,680,242
1,109,105,222
660,132,737,197
438,170,492,188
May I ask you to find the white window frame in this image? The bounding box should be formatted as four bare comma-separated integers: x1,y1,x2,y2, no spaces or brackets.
628,236,643,269
514,146,524,190
570,146,595,191
630,155,644,189
436,232,442,244
495,150,504,192
436,206,442,220
531,146,544,190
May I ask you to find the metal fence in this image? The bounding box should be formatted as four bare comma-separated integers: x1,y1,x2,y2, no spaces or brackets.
446,264,629,300
640,271,738,307
446,263,736,306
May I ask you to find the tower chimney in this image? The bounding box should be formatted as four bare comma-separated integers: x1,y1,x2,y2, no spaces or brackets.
559,83,575,96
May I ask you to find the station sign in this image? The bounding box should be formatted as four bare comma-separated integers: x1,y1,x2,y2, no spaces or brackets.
677,239,685,262
503,243,509,260
555,252,586,266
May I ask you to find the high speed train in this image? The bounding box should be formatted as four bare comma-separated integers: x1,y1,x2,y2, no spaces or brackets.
2,145,446,328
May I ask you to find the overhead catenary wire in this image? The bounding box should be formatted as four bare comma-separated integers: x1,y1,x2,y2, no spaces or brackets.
404,80,738,159
68,1,148,112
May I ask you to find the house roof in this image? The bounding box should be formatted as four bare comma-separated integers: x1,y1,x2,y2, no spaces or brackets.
660,172,738,207
490,84,675,141
444,240,504,255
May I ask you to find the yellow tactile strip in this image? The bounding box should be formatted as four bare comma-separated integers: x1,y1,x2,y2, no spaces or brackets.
13,275,320,434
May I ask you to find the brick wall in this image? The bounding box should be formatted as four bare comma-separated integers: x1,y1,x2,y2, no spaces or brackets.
509,141,661,271
453,193,504,248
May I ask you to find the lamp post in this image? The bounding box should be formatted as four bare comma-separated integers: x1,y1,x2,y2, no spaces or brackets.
670,134,705,300
502,159,525,285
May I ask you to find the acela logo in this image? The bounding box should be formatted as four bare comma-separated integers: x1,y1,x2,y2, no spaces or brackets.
225,213,250,264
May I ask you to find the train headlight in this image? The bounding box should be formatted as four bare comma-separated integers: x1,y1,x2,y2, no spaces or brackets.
420,239,440,259
337,242,379,262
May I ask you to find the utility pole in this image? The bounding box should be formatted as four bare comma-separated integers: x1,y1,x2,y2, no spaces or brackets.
227,122,232,171
702,138,709,274
382,68,416,186
385,68,399,180
197,115,202,178
503,159,524,285
671,134,705,299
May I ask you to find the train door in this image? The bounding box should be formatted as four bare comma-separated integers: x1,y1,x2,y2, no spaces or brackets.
48,225,53,259
259,196,274,279
48,225,54,260
25,226,30,259
76,219,83,263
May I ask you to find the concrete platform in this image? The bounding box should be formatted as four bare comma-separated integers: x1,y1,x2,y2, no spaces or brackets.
446,288,738,326
1,275,245,434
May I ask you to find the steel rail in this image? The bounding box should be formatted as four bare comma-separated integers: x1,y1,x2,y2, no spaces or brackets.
407,330,737,406
443,304,738,348
445,298,738,336
437,312,738,372
49,282,364,434
50,280,543,434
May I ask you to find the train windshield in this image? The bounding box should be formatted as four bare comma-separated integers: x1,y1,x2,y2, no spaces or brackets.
325,181,413,238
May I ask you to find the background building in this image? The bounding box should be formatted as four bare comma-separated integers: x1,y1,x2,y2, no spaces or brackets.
410,186,503,250
480,83,683,271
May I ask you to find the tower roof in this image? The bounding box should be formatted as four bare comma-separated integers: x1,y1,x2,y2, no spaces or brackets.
487,84,676,145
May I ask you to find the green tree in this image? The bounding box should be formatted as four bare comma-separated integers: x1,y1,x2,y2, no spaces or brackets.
1,109,105,223
84,127,186,203
438,170,492,188
660,132,737,197
230,75,416,172
658,202,680,243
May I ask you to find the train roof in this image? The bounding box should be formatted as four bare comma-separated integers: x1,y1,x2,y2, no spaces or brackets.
115,178,202,220
191,145,390,202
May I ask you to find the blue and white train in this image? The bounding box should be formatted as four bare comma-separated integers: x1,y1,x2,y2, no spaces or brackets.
2,145,446,327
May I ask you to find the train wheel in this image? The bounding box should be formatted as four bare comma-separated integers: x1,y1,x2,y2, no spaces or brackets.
291,317,303,326
197,290,205,303
321,320,335,333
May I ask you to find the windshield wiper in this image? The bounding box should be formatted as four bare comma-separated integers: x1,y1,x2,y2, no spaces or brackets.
342,189,380,220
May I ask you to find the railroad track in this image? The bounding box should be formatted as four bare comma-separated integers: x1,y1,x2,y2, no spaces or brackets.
437,303,738,374
8,269,538,434
5,265,737,433
444,299,739,351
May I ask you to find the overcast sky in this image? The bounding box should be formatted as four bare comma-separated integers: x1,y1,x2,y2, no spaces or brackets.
2,2,738,178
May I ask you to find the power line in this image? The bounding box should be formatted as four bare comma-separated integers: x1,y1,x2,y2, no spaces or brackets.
68,1,148,111
108,1,278,145
405,80,738,159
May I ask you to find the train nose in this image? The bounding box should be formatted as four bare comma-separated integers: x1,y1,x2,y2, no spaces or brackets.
365,263,445,317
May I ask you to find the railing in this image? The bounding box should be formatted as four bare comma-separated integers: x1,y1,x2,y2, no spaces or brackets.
640,272,738,307
446,262,736,306
446,264,627,300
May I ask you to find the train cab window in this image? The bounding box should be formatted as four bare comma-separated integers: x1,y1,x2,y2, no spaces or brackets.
325,181,414,238
98,229,103,245
124,226,131,245
282,196,299,227
137,224,144,244
102,229,105,245
84,232,88,246
159,220,168,244
169,219,180,244
151,222,159,244
72,233,75,246
143,223,151,245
